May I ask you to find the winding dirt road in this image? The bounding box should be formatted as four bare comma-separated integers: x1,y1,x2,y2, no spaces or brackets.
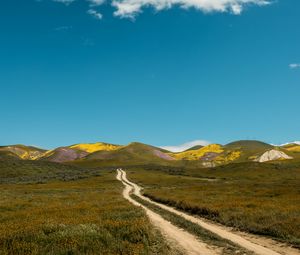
117,169,218,255
117,169,300,255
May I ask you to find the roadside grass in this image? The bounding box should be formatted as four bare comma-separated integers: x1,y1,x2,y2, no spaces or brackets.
0,160,102,184
127,163,300,247
132,195,253,255
0,170,180,255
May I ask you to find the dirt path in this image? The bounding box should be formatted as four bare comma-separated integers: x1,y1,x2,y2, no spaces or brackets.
116,169,219,255
119,169,300,255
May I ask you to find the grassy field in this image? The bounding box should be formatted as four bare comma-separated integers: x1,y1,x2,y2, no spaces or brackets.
0,166,180,255
126,162,300,247
132,195,253,255
0,160,104,184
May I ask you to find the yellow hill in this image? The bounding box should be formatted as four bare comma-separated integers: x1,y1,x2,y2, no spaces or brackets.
285,145,300,152
170,144,224,160
70,142,122,153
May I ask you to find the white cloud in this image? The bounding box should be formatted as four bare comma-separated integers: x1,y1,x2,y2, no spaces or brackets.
88,0,105,6
160,140,211,152
272,141,300,146
53,0,76,5
50,0,271,19
87,9,103,19
279,141,300,146
112,0,270,18
289,63,300,69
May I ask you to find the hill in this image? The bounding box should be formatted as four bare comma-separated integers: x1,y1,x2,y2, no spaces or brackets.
167,140,279,167
69,142,122,153
1,140,299,167
74,142,175,167
38,147,88,163
0,150,21,160
282,143,300,152
38,142,123,163
223,140,274,162
184,145,204,151
0,145,46,160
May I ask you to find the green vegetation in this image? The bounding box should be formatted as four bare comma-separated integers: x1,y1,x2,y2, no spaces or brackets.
0,160,102,184
0,151,20,161
127,162,300,247
132,195,252,255
1,140,300,253
0,163,180,255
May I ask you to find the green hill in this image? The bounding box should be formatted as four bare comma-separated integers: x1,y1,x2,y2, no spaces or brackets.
225,140,273,151
224,140,274,162
184,145,204,151
73,142,175,167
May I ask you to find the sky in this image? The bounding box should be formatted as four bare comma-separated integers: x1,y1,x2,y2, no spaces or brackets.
0,0,299,149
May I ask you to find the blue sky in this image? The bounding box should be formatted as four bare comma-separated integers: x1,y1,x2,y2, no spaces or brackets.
0,0,299,149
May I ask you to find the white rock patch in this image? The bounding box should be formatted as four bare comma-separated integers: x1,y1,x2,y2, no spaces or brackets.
255,149,293,162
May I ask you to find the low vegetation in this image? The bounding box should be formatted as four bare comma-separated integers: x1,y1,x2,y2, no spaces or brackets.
0,160,102,184
127,162,300,247
0,164,179,255
132,195,252,255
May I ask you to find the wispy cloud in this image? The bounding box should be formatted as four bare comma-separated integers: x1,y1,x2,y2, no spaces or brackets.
49,0,271,19
53,0,76,5
112,0,270,18
277,141,300,146
160,140,211,152
87,9,103,19
87,0,105,6
54,25,73,31
289,63,300,69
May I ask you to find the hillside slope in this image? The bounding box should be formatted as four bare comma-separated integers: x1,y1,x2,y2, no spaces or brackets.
69,142,122,153
168,140,275,166
1,140,299,167
38,147,88,163
74,142,175,167
0,145,46,160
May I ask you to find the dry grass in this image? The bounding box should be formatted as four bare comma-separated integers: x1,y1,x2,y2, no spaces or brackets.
0,170,177,255
127,163,300,247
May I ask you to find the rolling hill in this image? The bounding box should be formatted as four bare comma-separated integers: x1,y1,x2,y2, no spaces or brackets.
69,142,122,153
38,147,89,163
37,142,123,163
0,145,46,160
0,140,299,166
78,142,175,166
166,140,296,166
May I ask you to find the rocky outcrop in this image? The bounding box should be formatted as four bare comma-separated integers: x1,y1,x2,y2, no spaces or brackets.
255,149,293,163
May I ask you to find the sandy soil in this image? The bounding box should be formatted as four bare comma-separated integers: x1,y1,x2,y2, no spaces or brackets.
118,169,300,255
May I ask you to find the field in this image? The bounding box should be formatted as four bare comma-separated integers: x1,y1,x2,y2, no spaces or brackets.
126,162,300,247
0,163,179,255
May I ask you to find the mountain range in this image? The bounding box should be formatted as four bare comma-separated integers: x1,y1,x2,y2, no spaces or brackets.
1,140,300,167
